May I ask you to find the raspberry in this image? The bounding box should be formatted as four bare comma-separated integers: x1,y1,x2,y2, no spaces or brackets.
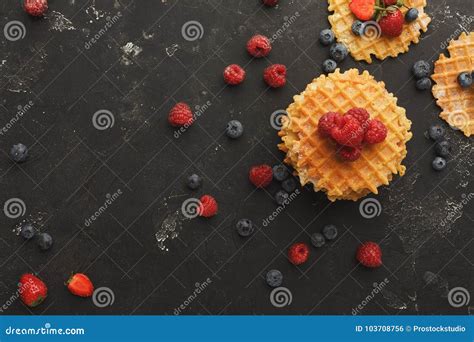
364,119,388,144
223,64,246,85
356,241,382,268
168,102,194,127
338,145,362,162
246,35,272,58
24,0,48,16
383,0,397,5
198,195,218,218
288,243,310,265
346,108,370,130
330,115,364,147
263,64,287,88
249,164,273,188
318,112,343,137
262,0,278,6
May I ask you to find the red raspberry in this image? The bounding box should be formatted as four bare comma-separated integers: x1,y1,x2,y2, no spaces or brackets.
318,112,343,137
246,35,272,58
288,243,310,265
364,119,388,144
249,164,273,188
262,0,278,6
24,0,48,16
263,64,287,88
338,145,362,162
346,108,370,130
223,64,246,85
330,115,364,147
168,102,194,127
383,0,397,5
198,195,218,218
356,241,382,268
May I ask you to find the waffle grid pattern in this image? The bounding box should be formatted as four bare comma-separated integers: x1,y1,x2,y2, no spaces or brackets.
432,32,474,137
278,69,412,201
328,0,431,64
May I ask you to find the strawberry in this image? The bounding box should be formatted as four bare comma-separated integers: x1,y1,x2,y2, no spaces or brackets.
378,9,404,37
356,241,382,268
19,273,48,307
349,0,376,21
67,273,94,297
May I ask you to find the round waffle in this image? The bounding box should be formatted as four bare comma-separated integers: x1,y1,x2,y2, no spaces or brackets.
432,32,474,137
328,0,431,64
278,69,412,201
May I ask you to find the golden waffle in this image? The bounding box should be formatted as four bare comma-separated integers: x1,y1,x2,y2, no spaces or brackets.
278,69,412,201
328,0,431,64
432,32,474,137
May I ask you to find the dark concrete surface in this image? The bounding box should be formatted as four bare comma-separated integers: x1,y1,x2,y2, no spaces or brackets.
0,0,472,315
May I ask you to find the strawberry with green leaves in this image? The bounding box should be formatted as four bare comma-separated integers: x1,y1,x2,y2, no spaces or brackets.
19,274,48,307
67,273,94,297
378,9,404,37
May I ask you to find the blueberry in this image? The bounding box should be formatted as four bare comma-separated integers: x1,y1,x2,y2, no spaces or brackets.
322,224,338,240
226,120,244,139
434,140,451,157
236,219,254,237
187,174,202,190
37,232,53,251
10,143,28,163
272,164,289,181
20,223,36,240
319,29,335,46
329,43,348,62
412,60,431,79
266,269,283,287
274,190,289,205
282,178,297,193
416,77,432,90
351,20,364,36
457,72,473,88
405,8,419,22
322,59,337,73
311,232,326,248
432,157,447,171
428,125,445,141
